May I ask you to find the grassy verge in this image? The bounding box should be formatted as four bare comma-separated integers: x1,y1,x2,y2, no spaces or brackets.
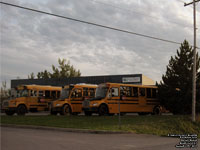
1,115,200,138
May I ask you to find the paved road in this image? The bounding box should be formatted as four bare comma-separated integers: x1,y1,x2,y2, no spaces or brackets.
1,127,196,150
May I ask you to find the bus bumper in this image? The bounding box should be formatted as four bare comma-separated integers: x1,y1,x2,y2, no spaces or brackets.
82,107,98,112
2,107,17,111
51,107,62,112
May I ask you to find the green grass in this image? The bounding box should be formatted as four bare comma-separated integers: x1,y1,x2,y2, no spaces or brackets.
1,115,200,138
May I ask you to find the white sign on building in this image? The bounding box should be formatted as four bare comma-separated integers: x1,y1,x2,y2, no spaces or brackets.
122,77,141,83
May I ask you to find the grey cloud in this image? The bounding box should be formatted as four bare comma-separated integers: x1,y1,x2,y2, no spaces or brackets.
1,0,198,88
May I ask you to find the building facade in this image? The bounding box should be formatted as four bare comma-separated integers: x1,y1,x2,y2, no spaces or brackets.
11,74,155,88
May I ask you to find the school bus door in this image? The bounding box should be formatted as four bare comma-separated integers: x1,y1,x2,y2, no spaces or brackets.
28,90,39,110
108,87,120,113
71,88,83,112
139,88,146,106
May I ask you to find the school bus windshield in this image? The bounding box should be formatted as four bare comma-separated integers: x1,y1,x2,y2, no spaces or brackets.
16,89,29,98
95,86,108,99
60,88,70,99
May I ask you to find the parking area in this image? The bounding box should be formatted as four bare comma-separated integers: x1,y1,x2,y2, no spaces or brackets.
1,127,185,150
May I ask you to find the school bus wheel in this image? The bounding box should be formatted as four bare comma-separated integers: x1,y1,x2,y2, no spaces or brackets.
5,110,15,116
61,104,71,116
98,104,109,116
152,106,162,115
17,104,27,115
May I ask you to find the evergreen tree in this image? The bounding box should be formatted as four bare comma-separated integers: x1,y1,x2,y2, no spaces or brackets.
158,40,200,114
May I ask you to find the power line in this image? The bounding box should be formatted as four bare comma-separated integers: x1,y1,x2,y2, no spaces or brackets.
184,0,200,6
86,0,195,29
0,1,198,48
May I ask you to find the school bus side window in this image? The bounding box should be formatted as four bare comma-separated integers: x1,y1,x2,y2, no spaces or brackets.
38,91,44,97
133,87,138,97
83,88,89,96
89,88,95,97
146,88,151,98
52,91,56,98
120,86,137,97
111,87,119,97
152,89,157,98
139,88,145,96
72,89,82,98
57,91,60,98
31,90,37,97
45,90,50,98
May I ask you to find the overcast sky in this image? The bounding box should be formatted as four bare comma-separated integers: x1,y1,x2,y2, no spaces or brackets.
1,0,200,88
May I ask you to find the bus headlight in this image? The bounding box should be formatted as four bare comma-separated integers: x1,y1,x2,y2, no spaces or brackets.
10,101,16,106
92,103,98,106
56,104,61,106
11,102,16,106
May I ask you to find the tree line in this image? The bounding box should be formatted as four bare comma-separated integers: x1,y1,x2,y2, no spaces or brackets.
28,58,81,79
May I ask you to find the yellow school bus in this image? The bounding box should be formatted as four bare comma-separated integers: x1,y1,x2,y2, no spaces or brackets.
2,85,61,115
51,84,97,115
82,83,165,116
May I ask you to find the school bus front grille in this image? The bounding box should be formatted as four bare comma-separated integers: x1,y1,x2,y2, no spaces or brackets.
82,100,90,107
3,101,9,107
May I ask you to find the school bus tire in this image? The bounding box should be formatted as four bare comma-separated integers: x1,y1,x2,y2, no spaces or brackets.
98,104,109,116
17,104,27,116
152,106,162,115
5,110,15,116
61,104,71,116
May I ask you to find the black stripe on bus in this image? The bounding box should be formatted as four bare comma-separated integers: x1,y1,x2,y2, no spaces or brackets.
70,100,83,102
30,104,47,106
109,99,139,101
146,103,159,105
146,100,159,102
108,103,139,105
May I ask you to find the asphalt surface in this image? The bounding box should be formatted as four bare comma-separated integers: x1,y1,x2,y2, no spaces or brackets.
1,127,197,150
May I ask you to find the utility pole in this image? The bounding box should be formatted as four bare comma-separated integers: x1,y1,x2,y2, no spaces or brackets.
184,0,199,122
